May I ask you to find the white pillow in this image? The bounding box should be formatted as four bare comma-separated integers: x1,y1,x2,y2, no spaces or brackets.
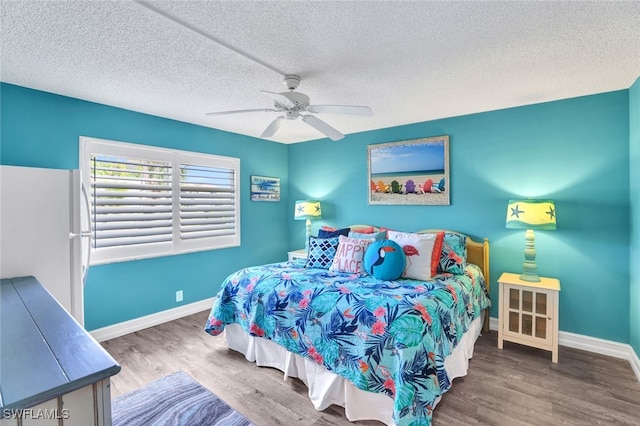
329,235,375,274
387,231,438,280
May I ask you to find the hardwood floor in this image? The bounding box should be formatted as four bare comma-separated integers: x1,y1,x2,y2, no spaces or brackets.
101,311,640,425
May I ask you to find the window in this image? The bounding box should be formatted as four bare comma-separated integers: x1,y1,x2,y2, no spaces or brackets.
80,137,240,264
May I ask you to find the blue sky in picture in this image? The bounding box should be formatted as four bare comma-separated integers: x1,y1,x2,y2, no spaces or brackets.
370,140,445,174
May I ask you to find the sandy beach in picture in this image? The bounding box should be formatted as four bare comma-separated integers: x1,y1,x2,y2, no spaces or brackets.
369,173,447,205
368,136,449,205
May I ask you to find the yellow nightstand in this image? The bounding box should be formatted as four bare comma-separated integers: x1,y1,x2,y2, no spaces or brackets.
287,249,308,261
497,272,561,362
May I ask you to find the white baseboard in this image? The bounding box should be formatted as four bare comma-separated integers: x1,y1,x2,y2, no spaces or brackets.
558,330,631,359
631,346,640,382
90,297,214,342
489,317,640,382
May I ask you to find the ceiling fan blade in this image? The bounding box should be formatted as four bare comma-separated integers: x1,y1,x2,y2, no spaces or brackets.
260,117,286,138
206,108,276,116
261,91,296,107
307,105,373,116
300,114,344,141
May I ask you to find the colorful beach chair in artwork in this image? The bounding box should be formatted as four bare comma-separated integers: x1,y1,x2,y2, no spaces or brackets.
420,178,446,193
376,180,389,193
370,180,377,191
429,178,445,193
421,178,434,193
390,180,402,193
404,179,417,193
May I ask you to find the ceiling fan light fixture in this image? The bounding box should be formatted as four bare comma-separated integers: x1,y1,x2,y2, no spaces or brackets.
205,75,371,141
283,74,301,90
284,110,298,120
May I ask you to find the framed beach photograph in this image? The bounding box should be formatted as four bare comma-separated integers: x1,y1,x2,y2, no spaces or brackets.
368,135,450,205
250,175,280,202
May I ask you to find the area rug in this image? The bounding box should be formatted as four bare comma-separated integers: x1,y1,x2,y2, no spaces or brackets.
112,371,255,426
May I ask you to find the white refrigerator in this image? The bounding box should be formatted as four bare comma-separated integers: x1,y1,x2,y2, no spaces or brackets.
0,165,90,326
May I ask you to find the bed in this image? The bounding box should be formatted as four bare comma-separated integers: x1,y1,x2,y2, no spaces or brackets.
205,228,490,425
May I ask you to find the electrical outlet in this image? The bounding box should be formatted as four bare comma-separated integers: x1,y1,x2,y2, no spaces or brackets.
176,290,183,302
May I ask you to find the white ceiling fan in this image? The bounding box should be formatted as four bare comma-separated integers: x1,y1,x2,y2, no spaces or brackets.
206,75,373,141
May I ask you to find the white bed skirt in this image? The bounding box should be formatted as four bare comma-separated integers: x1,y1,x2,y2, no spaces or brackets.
225,316,483,425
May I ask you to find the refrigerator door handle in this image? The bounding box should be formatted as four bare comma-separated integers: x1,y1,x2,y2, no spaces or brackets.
69,231,92,238
80,181,92,284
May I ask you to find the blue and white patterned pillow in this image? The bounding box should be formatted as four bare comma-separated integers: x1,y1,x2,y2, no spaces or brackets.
305,236,340,269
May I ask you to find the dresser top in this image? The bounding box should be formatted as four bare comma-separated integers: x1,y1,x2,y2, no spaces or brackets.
498,272,561,291
0,276,121,411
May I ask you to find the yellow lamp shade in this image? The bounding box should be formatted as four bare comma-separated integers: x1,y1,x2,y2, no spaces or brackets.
506,199,556,230
294,200,322,220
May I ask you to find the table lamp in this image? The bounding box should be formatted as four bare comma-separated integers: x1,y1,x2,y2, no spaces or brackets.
294,200,322,251
506,199,556,282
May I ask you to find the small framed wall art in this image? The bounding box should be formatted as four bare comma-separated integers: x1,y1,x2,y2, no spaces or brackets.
250,175,280,202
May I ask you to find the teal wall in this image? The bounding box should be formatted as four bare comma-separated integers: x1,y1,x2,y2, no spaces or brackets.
0,83,290,330
289,91,631,343
630,76,640,356
2,82,635,346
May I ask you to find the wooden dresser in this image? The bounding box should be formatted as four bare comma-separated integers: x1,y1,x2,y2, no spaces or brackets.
1,276,120,425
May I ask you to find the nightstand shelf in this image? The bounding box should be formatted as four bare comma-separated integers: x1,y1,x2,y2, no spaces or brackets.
288,249,308,261
497,272,561,362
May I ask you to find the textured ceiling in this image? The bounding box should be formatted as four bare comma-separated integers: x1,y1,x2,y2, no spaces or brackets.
2,1,640,144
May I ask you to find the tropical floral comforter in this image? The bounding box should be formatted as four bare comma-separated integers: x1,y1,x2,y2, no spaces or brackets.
205,260,490,426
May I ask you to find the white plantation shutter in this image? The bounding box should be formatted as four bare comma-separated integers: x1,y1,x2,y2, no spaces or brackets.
81,137,240,264
179,164,236,240
91,156,173,249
